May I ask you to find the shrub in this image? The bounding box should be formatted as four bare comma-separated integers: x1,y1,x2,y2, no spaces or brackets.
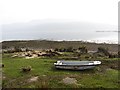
85,56,90,59
14,46,22,52
66,47,73,52
21,66,32,72
58,48,66,52
54,48,58,51
2,64,4,67
109,54,115,58
78,46,88,54
0,63,4,68
118,51,120,58
97,47,110,56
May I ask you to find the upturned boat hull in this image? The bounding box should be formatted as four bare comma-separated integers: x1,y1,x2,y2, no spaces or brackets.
54,60,101,70
55,65,96,70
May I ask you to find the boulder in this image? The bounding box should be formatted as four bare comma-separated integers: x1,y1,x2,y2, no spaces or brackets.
62,77,77,85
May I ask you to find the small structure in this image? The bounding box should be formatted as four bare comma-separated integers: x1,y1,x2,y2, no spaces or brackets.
54,60,101,70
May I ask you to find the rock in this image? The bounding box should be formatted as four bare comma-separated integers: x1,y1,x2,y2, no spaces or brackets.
62,77,77,85
32,54,38,58
2,76,6,79
21,53,26,57
11,55,18,57
42,75,47,77
25,56,34,59
33,50,40,54
28,76,39,83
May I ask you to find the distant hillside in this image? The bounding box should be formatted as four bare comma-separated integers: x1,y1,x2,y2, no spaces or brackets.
2,40,118,52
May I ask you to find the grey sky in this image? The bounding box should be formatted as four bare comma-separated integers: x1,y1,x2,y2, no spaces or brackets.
2,20,118,43
0,0,119,43
0,0,119,25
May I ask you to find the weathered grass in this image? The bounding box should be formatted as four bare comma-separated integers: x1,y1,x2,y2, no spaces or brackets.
2,54,120,88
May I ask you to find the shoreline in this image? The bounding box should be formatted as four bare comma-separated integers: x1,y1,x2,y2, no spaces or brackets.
1,39,118,44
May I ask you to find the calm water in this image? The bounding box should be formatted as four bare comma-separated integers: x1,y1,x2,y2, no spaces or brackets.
1,21,118,44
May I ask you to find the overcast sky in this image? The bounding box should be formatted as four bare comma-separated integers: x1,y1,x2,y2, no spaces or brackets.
0,0,119,25
0,0,119,43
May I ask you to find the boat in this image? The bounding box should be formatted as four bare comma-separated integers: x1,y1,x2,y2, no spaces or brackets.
54,60,101,70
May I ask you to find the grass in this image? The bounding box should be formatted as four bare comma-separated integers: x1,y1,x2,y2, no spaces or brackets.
2,54,120,88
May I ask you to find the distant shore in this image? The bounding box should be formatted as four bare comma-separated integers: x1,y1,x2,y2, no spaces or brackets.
2,40,119,53
1,39,118,44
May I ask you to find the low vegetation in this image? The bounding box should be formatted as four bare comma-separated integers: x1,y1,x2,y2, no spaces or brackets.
21,66,32,73
2,53,120,88
2,40,119,89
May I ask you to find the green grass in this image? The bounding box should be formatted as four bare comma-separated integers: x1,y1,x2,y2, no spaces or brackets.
2,54,120,88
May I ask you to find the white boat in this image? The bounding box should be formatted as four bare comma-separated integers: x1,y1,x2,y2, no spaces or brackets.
54,60,101,70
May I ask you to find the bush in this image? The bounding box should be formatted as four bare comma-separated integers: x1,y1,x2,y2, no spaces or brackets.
2,64,4,67
21,66,32,72
118,51,120,58
78,46,88,54
109,54,118,58
66,47,73,52
0,63,4,68
14,46,22,52
54,48,58,51
85,56,90,59
97,47,110,56
6,50,15,53
58,48,66,52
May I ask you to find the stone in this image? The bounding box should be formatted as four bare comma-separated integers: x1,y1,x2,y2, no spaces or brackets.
28,76,39,83
62,77,77,85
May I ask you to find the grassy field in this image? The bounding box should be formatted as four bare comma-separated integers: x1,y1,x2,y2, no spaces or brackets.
2,54,120,88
